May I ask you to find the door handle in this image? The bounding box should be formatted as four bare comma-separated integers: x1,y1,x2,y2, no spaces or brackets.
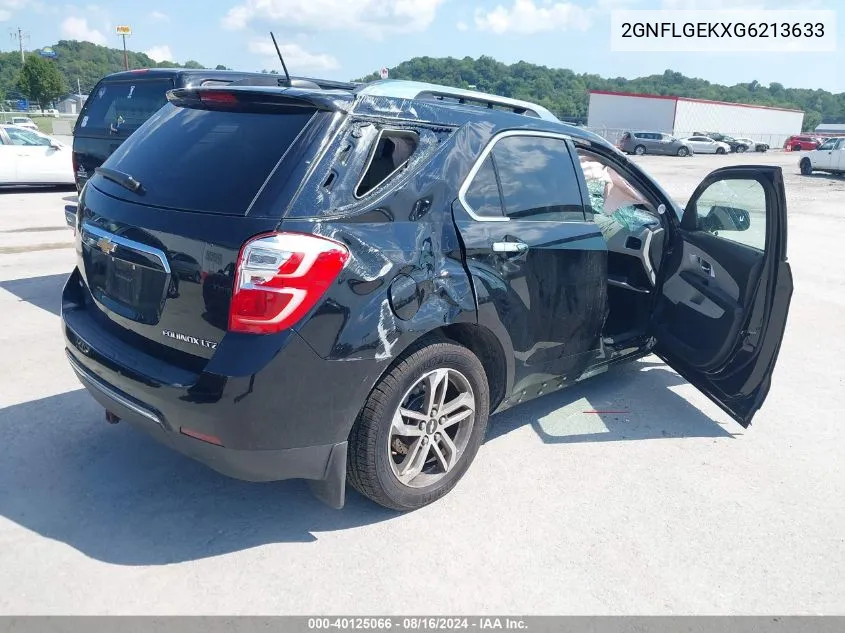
492,241,529,254
698,258,715,277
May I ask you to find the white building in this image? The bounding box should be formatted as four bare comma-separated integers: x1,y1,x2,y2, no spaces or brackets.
587,90,804,147
57,94,88,115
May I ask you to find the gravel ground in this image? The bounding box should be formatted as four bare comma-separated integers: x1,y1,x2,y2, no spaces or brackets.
0,149,842,615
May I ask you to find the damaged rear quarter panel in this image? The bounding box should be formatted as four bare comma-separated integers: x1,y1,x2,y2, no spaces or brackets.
287,117,480,368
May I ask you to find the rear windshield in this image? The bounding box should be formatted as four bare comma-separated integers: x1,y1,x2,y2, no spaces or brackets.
76,78,173,136
98,103,315,215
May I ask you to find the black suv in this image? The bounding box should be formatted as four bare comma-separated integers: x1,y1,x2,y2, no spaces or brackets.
62,80,793,511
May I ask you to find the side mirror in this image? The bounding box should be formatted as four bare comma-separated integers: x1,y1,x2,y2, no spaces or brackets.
698,205,751,232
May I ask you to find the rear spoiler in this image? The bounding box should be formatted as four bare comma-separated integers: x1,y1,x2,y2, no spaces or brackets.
167,86,354,113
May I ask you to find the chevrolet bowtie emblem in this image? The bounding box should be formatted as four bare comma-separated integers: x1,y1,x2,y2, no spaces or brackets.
96,237,117,255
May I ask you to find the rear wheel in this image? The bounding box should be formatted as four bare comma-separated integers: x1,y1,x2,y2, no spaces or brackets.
347,341,490,511
736,145,748,153
634,145,646,155
677,146,689,157
800,158,813,175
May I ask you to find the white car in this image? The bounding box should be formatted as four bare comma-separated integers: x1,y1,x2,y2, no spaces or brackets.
799,137,845,176
0,125,74,186
681,136,731,154
43,109,60,118
8,116,39,131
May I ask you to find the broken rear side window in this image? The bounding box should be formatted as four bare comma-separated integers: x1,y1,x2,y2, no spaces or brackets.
355,129,420,198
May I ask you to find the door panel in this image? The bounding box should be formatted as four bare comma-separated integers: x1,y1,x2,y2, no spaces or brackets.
16,147,50,183
653,166,792,427
454,207,607,391
453,132,607,398
0,146,18,183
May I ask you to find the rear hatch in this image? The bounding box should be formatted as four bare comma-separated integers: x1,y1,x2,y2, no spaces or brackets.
73,75,174,189
74,87,343,365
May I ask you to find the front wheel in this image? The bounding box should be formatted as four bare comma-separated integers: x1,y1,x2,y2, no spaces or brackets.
792,145,802,152
800,158,813,175
347,341,490,511
716,147,726,155
677,146,689,157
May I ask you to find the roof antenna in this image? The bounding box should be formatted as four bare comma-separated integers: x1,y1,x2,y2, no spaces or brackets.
270,31,291,85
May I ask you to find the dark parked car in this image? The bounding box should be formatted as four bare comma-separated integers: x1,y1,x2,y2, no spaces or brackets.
693,132,761,153
619,131,693,156
62,80,793,511
70,68,357,192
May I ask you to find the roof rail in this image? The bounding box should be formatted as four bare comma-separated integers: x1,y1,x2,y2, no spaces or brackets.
357,80,560,122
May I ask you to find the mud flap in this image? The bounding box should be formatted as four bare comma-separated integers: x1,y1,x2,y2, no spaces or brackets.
308,441,348,509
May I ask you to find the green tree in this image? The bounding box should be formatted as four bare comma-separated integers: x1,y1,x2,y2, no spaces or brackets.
215,64,230,70
802,110,822,132
184,60,204,69
15,55,67,107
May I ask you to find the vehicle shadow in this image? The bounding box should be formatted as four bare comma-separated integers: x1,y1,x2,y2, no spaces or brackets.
0,185,76,193
487,358,736,444
800,172,845,181
0,273,68,317
0,389,402,566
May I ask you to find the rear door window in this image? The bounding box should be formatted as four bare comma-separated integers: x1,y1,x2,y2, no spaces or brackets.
77,79,173,136
98,103,316,216
489,135,585,222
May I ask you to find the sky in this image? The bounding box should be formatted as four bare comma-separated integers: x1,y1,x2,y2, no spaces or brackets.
0,0,842,93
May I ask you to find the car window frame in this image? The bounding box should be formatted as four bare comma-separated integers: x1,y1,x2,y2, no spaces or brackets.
458,129,584,223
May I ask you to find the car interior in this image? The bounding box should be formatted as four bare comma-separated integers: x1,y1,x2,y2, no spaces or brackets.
576,148,666,349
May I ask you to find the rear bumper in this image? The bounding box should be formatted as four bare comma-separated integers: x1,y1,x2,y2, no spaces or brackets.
66,348,349,507
61,269,385,508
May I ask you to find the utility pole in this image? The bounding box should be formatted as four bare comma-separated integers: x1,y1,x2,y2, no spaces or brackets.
122,33,128,70
9,27,29,64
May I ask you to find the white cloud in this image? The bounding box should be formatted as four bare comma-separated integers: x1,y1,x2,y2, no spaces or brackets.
223,0,446,39
145,45,174,62
456,20,469,31
661,0,767,7
248,39,339,72
0,0,31,21
148,10,169,22
474,0,593,34
61,16,107,45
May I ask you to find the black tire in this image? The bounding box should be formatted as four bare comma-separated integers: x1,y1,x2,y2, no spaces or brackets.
736,145,747,153
677,146,689,157
716,147,726,155
792,145,802,152
347,340,490,511
634,145,646,155
800,158,813,175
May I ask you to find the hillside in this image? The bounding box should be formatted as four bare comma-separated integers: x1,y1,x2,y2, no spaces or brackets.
2,41,842,131
358,56,845,132
0,40,228,102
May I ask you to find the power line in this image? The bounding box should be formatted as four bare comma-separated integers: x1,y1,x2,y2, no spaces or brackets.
9,27,29,64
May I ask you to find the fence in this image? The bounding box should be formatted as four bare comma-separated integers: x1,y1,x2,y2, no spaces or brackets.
583,127,793,149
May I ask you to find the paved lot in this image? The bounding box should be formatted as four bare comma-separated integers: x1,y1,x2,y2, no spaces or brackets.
0,151,843,615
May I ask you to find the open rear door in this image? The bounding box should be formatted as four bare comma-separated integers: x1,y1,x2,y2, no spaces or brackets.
652,166,793,427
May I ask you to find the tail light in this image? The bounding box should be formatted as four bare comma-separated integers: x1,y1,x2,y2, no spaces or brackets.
229,232,349,335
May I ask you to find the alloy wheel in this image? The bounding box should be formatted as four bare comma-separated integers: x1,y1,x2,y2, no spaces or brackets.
388,368,476,488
